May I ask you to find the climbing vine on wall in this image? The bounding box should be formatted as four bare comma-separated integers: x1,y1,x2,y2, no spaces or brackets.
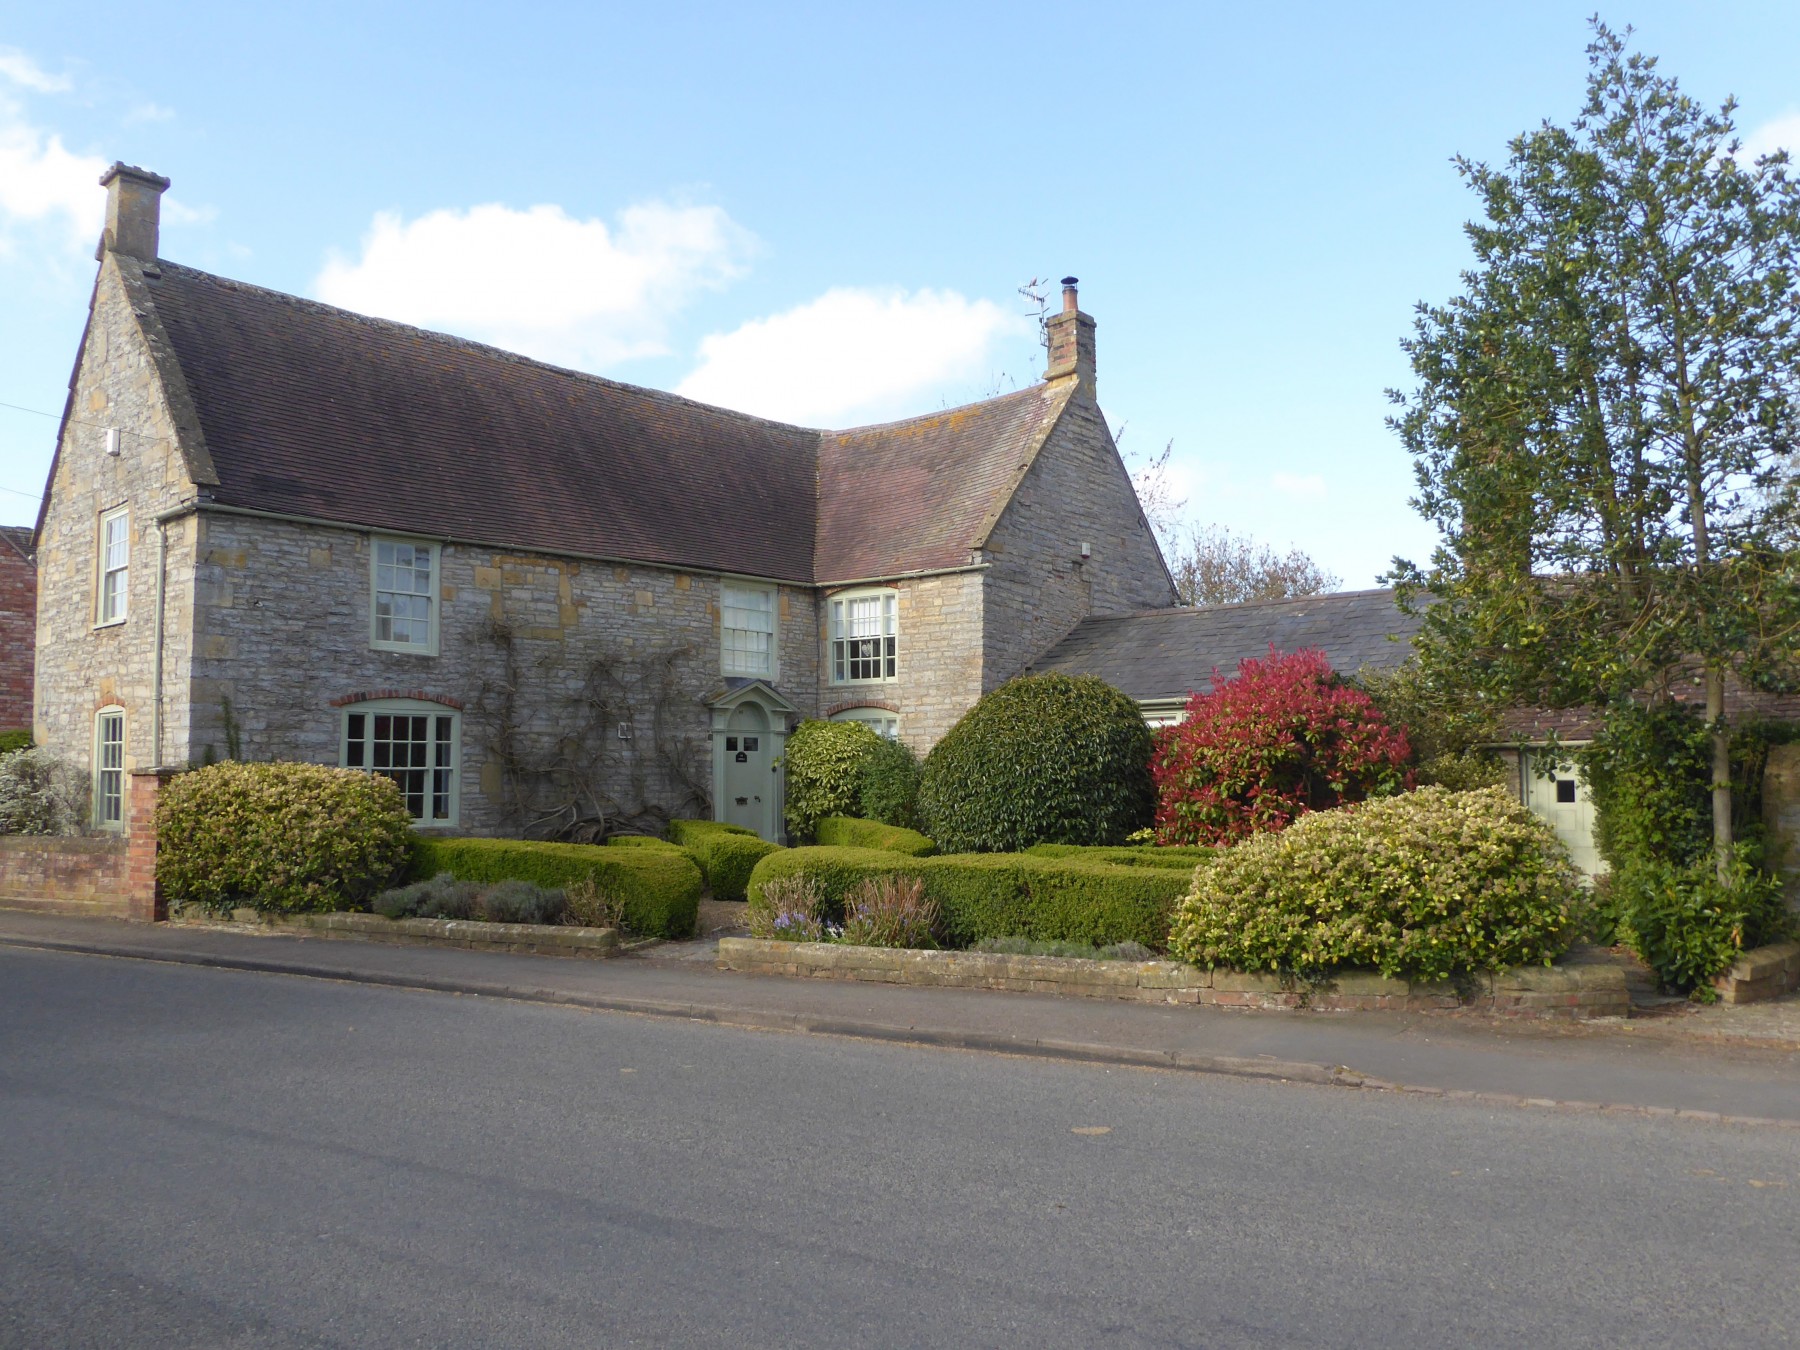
472,619,711,840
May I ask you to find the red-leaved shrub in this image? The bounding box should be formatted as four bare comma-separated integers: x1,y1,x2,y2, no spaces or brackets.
1152,647,1412,845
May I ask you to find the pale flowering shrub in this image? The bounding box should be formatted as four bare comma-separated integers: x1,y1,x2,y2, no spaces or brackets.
0,748,89,836
157,761,413,913
1170,786,1583,982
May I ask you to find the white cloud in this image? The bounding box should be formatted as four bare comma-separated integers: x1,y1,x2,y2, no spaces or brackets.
163,198,216,226
315,200,753,369
126,101,175,124
1737,111,1800,164
1271,470,1326,499
0,47,71,94
0,92,107,253
676,287,1030,426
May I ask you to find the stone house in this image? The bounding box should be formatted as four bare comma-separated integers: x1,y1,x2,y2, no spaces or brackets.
0,526,34,734
29,163,1175,843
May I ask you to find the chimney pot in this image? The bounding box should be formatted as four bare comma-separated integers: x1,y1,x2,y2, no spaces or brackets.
1060,277,1079,312
1043,274,1097,401
97,162,170,262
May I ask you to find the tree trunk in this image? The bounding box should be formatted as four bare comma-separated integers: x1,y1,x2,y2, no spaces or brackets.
1706,663,1733,882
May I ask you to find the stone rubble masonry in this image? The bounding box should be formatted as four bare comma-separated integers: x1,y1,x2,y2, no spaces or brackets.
1713,941,1800,1005
168,908,621,959
716,938,1633,1019
0,532,34,731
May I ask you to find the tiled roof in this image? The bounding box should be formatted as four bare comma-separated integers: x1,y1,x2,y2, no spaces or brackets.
0,526,33,564
139,262,1064,585
1028,588,1424,701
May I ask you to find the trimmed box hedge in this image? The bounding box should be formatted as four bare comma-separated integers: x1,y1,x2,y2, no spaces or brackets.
745,846,1187,952
667,819,783,901
813,816,937,856
1025,842,1214,870
411,836,702,939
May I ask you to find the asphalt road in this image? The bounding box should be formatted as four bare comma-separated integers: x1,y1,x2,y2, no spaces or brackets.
3,946,1797,1349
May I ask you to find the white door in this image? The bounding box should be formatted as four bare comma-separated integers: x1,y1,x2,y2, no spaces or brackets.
1524,759,1606,876
720,703,773,837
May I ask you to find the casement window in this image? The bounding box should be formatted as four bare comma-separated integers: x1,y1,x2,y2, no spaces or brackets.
93,707,126,829
829,589,898,684
721,582,777,678
96,506,129,626
341,699,459,826
831,707,900,740
370,537,439,654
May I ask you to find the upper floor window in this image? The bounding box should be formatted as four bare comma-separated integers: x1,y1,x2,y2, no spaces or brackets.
721,582,777,678
371,537,439,654
96,506,129,626
829,589,897,684
831,707,900,740
94,706,125,829
341,699,459,826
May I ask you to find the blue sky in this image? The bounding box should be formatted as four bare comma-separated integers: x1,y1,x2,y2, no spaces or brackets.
2,2,1796,585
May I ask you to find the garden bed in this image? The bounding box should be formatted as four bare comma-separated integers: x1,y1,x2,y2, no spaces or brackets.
716,937,1631,1018
169,908,621,959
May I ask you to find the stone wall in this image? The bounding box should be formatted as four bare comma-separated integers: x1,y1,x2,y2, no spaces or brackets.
981,388,1175,690
32,254,200,781
0,533,34,732
186,511,823,834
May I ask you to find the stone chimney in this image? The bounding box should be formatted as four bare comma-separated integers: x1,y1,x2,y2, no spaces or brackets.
1042,275,1096,400
97,162,170,262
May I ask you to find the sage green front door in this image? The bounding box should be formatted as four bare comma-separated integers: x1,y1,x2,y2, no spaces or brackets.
721,702,772,836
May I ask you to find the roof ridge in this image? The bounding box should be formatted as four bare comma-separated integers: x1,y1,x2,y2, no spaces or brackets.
150,260,831,442
820,381,1051,437
1089,587,1399,621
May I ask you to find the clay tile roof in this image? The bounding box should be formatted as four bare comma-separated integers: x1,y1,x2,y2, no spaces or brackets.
815,383,1069,582
140,263,1069,586
1028,588,1424,701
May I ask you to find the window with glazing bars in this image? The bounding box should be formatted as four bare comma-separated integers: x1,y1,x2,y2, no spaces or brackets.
95,709,125,827
721,584,775,677
98,508,129,624
373,539,435,649
344,709,457,823
830,591,897,682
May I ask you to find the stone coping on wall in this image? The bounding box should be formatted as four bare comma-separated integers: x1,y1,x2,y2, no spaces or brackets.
167,909,620,958
1713,941,1800,1006
716,938,1632,1019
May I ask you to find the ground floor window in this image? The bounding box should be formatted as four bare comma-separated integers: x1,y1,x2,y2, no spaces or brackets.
831,707,900,740
341,699,459,825
93,706,125,829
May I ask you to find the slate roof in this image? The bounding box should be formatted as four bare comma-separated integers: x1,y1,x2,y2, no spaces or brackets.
0,526,33,564
136,262,1070,585
1028,588,1424,702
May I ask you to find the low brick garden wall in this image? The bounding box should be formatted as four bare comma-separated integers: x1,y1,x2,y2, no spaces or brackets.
169,909,621,959
717,938,1631,1019
0,835,132,919
1713,942,1800,1005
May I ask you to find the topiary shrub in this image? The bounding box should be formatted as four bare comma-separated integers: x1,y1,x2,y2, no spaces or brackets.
667,818,783,900
1169,785,1583,982
813,816,936,856
0,747,88,836
917,674,1155,853
158,761,413,913
782,720,883,839
412,836,701,938
858,735,923,829
1153,647,1413,846
1025,842,1214,870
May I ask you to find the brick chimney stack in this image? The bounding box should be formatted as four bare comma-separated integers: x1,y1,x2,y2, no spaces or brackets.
97,162,170,262
1042,275,1096,401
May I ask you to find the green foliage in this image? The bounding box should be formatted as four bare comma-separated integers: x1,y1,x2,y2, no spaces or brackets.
158,762,413,913
1357,663,1511,791
667,818,783,901
746,846,1188,951
1581,702,1716,871
1025,842,1213,870
0,747,88,836
1170,786,1584,982
972,936,1159,962
839,874,939,948
813,816,936,856
0,729,31,755
918,674,1155,853
782,719,883,839
373,872,566,925
857,735,923,829
606,834,687,851
1608,849,1791,998
412,835,701,938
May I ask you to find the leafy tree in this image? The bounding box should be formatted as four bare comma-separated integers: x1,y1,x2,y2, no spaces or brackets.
1166,524,1339,607
1388,20,1800,879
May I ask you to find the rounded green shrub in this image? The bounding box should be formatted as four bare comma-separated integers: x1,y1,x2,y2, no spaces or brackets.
858,735,922,829
782,719,883,839
1608,848,1791,998
1170,785,1584,982
917,674,1154,853
814,816,936,856
667,818,782,901
158,761,413,913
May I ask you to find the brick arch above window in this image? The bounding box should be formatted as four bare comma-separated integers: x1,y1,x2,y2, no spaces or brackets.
330,689,463,710
824,698,900,717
